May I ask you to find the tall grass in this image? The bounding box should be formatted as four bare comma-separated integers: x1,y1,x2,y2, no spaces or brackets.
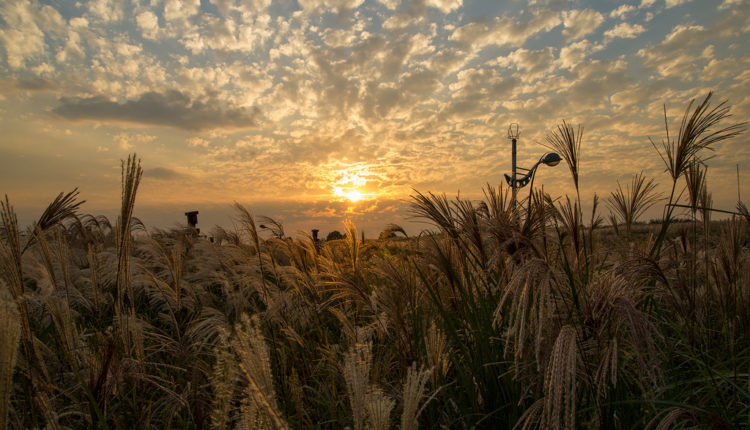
0,93,748,429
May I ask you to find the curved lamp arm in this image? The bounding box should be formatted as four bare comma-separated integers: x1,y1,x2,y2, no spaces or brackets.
504,152,560,189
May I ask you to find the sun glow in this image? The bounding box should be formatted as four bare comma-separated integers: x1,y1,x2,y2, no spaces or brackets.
335,188,364,202
331,166,376,203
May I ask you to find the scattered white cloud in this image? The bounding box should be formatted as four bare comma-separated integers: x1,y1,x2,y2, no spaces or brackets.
164,0,200,30
637,23,709,78
425,0,462,14
137,11,160,40
702,56,750,81
0,0,47,68
558,39,597,69
297,0,366,13
604,22,647,40
610,5,636,19
720,0,748,9
87,0,123,23
188,137,210,147
505,47,557,81
562,9,605,41
665,0,692,8
450,10,561,49
113,132,156,151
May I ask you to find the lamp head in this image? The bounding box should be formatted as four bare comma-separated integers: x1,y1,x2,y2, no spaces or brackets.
507,123,519,140
541,152,561,167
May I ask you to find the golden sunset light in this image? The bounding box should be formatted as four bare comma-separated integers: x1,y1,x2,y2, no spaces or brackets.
331,165,380,203
2,0,749,234
2,1,750,427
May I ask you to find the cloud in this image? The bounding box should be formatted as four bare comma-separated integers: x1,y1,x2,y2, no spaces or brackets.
610,5,636,19
665,0,692,8
87,0,123,23
137,11,160,40
425,0,462,14
604,22,646,40
188,137,210,147
562,9,605,41
297,0,366,13
0,77,57,94
113,132,156,150
450,11,561,50
164,0,200,29
701,56,750,81
54,90,262,131
0,0,47,68
505,47,557,81
637,24,708,78
146,167,187,180
558,39,602,69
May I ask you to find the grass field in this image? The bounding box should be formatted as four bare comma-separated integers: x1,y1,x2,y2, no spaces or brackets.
1,93,749,429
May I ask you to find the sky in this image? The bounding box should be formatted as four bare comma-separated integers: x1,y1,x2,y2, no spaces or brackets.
1,0,749,237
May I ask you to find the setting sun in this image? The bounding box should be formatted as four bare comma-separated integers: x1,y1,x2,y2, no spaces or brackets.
337,189,364,202
331,165,376,203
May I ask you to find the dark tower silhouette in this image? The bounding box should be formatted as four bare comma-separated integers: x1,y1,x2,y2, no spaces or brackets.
185,211,199,234
312,229,320,251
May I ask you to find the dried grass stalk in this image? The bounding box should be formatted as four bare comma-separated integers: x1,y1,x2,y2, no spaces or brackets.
545,121,582,191
0,285,21,430
607,172,661,237
651,92,746,183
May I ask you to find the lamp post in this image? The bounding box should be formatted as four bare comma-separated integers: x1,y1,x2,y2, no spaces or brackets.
504,143,561,207
508,123,520,206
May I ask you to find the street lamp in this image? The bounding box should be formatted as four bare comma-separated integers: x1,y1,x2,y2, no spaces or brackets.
504,123,561,209
504,152,561,189
259,224,284,239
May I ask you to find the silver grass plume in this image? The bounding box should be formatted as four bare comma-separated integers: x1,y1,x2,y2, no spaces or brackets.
231,314,288,429
0,284,21,430
542,325,578,430
343,341,372,430
606,172,661,238
365,388,394,430
211,331,238,430
400,363,432,430
116,154,142,339
287,367,307,424
645,407,698,430
495,258,554,372
594,338,618,403
651,92,746,183
425,321,451,385
544,121,582,192
233,203,271,302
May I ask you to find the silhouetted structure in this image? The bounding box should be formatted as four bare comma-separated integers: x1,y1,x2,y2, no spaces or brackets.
502,123,561,207
312,229,320,251
185,211,199,234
